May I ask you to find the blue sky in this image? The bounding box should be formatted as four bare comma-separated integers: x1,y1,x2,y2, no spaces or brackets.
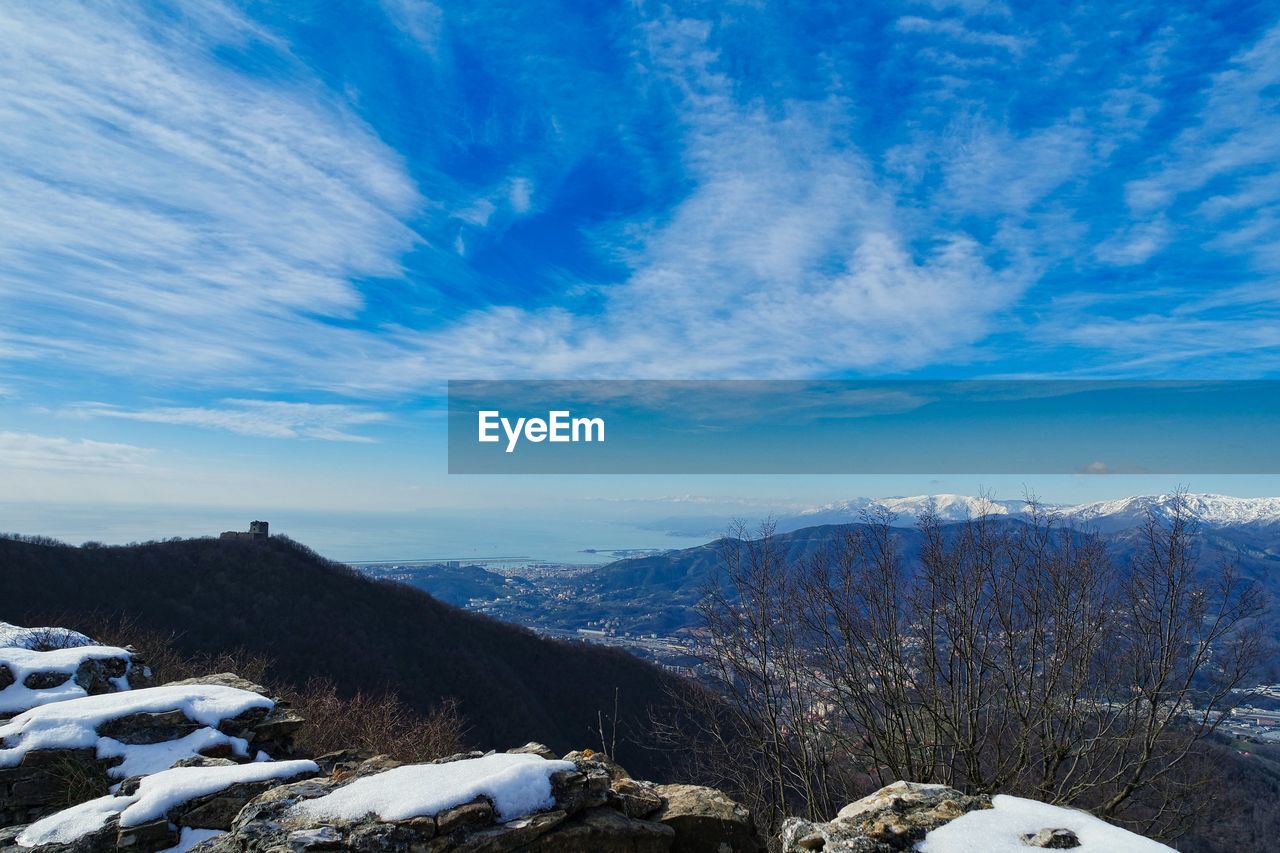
3,0,1280,551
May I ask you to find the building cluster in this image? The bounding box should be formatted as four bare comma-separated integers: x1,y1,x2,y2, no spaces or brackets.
1219,685,1280,742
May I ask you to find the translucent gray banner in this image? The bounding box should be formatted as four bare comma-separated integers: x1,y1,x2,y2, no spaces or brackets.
447,380,1279,474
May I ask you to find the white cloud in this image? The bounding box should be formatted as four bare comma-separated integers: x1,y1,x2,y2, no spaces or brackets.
933,121,1090,217
894,15,1028,55
342,12,1035,386
1044,314,1280,376
380,0,443,52
67,400,389,442
0,432,152,471
1094,217,1170,265
508,178,534,214
6,2,1261,396
1119,22,1280,269
0,4,1051,393
0,2,422,387
1051,21,1280,372
454,198,497,227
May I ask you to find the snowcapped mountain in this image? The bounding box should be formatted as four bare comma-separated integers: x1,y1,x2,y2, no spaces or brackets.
788,495,1042,528
783,493,1280,533
1058,493,1280,530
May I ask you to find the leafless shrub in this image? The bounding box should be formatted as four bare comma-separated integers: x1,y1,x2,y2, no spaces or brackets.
655,521,864,833
284,677,466,762
38,613,465,763
54,613,270,685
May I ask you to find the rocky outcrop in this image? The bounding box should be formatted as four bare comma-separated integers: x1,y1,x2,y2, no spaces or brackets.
527,806,674,852
9,760,318,852
0,641,151,721
611,778,664,819
1,624,1173,853
197,753,587,852
193,747,763,853
779,782,991,852
1022,827,1081,848
0,748,101,830
3,731,765,853
0,681,303,827
653,784,764,853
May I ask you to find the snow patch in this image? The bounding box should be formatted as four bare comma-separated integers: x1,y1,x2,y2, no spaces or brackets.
158,827,225,853
98,728,251,779
16,760,317,847
916,794,1176,852
0,644,134,715
292,753,576,823
0,623,95,650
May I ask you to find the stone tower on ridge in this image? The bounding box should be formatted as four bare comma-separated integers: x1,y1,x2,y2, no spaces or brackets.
220,521,269,541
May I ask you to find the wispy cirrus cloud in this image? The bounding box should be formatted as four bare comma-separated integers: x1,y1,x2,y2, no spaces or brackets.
341,10,1046,386
0,432,152,471
380,0,442,52
2,0,1280,406
894,15,1028,55
1122,23,1280,229
0,0,1109,394
1042,19,1280,374
0,1,422,387
66,401,389,443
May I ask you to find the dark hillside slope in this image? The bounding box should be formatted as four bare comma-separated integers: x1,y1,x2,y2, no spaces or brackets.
0,535,684,778
578,524,929,633
584,517,1280,635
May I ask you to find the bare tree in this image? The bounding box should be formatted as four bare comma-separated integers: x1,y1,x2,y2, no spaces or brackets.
655,521,857,833
670,493,1265,840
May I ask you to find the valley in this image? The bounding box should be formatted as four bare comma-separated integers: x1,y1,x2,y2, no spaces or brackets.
353,492,1280,691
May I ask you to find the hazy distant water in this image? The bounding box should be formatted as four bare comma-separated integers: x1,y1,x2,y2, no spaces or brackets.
0,502,704,564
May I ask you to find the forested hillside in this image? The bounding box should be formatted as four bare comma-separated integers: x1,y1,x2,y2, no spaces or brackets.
0,534,685,779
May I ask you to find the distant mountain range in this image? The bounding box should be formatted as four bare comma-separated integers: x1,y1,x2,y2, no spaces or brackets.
782,493,1280,534
517,494,1280,636
347,493,1280,644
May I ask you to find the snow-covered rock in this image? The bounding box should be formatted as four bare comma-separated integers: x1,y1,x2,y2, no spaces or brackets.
780,782,1173,853
0,683,302,827
14,759,317,849
197,750,692,853
0,626,95,653
0,685,274,772
780,781,991,852
917,794,1175,852
292,752,575,823
158,827,224,853
0,645,143,717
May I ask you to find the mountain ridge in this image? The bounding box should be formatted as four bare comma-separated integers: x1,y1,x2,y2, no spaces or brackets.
0,534,688,780
784,492,1280,533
